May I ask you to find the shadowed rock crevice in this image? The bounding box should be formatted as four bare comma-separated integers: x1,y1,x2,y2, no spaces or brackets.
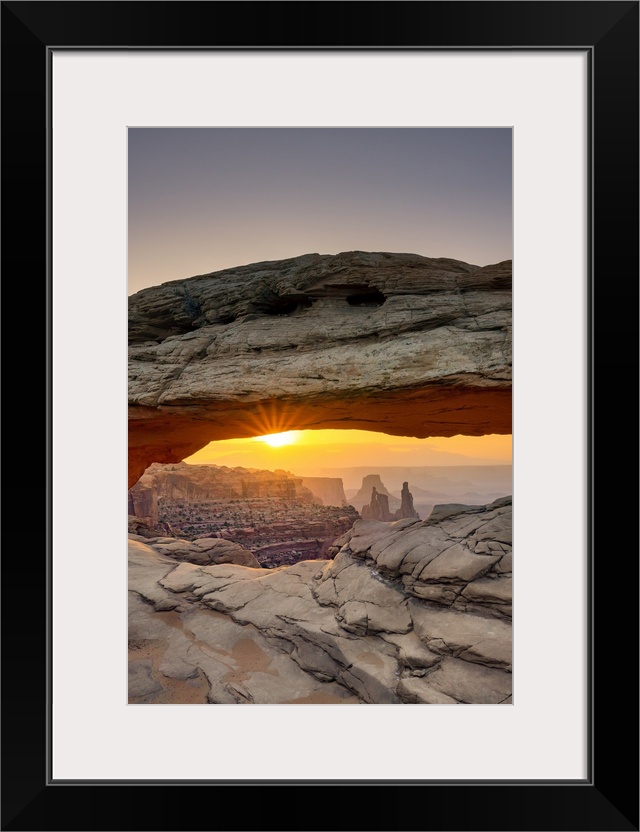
346,289,386,306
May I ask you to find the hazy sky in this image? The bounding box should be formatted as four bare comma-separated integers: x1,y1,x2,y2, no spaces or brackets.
128,127,512,295
185,430,512,476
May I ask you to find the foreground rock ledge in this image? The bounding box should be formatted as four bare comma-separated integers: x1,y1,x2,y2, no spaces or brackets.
129,252,512,487
129,498,512,704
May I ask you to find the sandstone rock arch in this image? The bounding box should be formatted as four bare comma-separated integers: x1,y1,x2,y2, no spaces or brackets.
129,252,512,488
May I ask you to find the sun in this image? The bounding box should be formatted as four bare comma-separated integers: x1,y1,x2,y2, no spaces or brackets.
254,430,300,448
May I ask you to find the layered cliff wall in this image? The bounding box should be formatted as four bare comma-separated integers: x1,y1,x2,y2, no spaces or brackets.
129,462,315,510
300,477,347,506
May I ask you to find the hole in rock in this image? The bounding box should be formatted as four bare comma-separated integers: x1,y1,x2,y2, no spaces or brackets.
128,429,512,570
346,289,386,307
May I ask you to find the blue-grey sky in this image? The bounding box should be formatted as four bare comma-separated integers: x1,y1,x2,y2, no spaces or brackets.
128,128,511,295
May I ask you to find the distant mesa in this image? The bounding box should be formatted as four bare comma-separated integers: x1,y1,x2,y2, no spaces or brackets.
359,476,420,521
300,477,347,507
351,474,399,514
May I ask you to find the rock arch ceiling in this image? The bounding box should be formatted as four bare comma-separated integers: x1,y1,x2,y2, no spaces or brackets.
128,252,512,489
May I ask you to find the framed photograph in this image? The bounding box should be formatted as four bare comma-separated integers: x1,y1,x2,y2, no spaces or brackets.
2,2,637,830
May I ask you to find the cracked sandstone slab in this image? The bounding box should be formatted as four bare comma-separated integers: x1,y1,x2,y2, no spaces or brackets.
129,499,512,704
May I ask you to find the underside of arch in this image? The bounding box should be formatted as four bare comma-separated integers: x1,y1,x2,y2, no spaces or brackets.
128,252,512,489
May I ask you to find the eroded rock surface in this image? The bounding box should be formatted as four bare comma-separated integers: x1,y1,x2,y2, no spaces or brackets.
399,481,419,519
129,499,512,704
129,252,512,486
129,535,260,568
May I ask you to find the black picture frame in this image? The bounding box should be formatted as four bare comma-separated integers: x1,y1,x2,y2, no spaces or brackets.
2,2,638,830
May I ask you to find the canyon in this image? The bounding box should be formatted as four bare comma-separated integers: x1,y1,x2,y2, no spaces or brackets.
129,462,318,528
128,462,358,568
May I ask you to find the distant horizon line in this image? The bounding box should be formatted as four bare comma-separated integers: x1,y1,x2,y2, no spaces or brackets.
179,461,513,469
